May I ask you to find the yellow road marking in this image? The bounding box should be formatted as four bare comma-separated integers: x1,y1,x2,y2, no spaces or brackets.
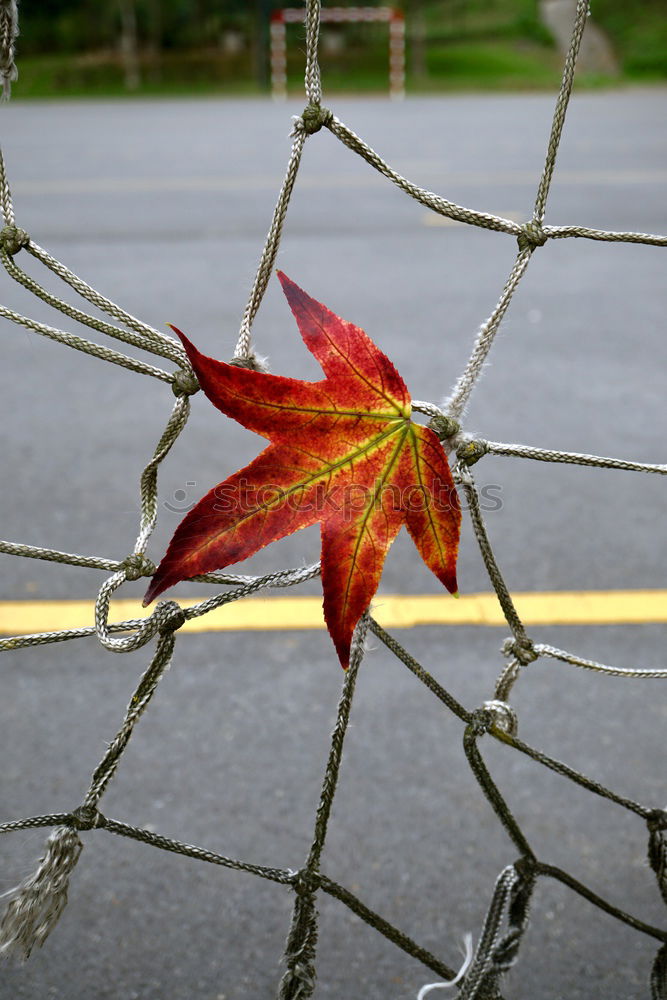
1,590,666,637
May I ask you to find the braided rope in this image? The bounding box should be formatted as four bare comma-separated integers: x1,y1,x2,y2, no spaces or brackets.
0,300,174,381
0,0,17,100
484,439,667,475
26,239,186,362
1,245,186,366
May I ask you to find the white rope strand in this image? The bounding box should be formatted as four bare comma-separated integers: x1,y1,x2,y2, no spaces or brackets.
533,0,591,222
26,242,186,363
1,247,186,366
0,539,120,571
0,302,174,382
484,440,667,475
417,934,474,998
445,248,532,420
234,127,307,363
0,146,16,224
304,0,323,105
0,0,18,99
537,644,667,680
327,115,522,236
545,223,667,247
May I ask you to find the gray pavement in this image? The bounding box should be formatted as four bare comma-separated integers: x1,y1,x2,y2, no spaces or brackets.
0,91,666,998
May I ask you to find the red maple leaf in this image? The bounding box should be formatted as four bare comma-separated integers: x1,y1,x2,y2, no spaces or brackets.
144,273,461,668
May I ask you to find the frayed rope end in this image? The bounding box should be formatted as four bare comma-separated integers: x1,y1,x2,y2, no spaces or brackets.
0,826,83,961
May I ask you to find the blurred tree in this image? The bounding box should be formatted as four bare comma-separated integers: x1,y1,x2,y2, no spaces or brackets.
145,0,162,82
405,0,427,79
11,0,667,91
18,0,116,53
118,0,140,89
255,0,271,91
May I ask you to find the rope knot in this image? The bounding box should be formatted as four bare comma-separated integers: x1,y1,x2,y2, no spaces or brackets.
297,103,333,135
229,353,269,373
470,707,494,737
428,413,460,440
647,810,667,907
0,224,29,255
69,804,105,831
121,553,156,581
514,855,537,880
482,699,518,736
171,368,199,397
155,599,187,634
456,438,488,467
517,220,547,252
651,945,667,998
647,810,667,834
502,636,538,666
292,868,321,897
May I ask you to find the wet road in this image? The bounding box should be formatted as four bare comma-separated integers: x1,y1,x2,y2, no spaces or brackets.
1,91,666,999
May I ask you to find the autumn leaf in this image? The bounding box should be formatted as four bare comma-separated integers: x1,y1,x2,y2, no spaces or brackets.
144,273,461,668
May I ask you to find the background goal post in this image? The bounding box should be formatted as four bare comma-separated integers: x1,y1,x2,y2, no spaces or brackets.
271,6,405,100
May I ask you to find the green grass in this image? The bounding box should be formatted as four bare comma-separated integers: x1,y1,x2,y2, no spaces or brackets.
8,37,659,101
592,0,667,79
423,40,563,90
11,51,261,100
9,0,667,100
285,39,566,94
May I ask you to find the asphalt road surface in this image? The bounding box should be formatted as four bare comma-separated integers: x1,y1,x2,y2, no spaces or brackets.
1,90,666,999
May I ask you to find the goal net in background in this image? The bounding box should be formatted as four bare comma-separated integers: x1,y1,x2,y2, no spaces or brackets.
271,6,405,100
1,0,667,997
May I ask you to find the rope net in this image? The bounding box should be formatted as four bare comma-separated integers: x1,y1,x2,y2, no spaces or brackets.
1,1,666,995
